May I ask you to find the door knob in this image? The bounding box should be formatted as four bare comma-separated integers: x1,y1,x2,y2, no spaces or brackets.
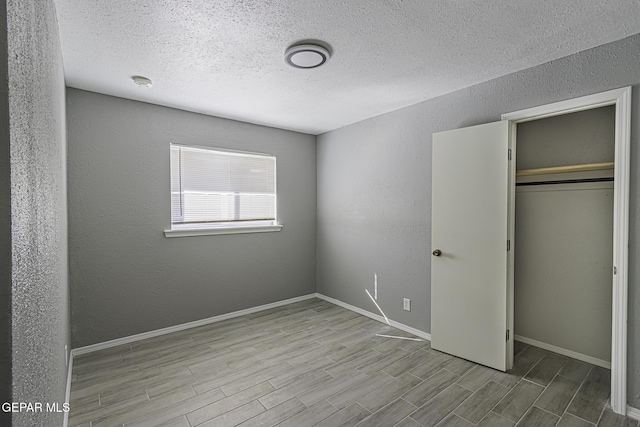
432,249,442,257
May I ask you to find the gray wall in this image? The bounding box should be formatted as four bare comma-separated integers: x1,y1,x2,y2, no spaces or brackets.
316,34,640,406
7,0,70,426
67,89,317,348
0,0,12,425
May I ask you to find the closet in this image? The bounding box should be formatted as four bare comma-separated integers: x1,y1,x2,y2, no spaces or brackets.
514,105,615,367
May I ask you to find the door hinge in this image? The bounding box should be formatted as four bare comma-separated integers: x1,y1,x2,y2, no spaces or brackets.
507,240,511,251
508,149,512,160
506,330,510,341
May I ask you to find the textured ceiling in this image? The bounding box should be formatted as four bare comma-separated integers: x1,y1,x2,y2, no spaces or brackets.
54,0,640,135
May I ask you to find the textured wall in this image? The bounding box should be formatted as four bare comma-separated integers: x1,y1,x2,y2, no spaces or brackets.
0,0,12,425
7,0,70,426
67,89,317,348
317,34,640,406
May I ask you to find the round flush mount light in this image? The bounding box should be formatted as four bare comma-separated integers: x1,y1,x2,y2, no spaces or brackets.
285,44,330,69
132,75,153,87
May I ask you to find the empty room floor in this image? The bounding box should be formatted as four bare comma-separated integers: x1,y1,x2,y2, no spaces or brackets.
68,298,636,427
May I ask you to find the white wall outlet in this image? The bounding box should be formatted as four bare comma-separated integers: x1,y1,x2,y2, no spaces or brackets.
65,344,69,366
403,298,411,311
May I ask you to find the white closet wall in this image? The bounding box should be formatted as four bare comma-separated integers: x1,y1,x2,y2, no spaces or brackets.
516,106,615,169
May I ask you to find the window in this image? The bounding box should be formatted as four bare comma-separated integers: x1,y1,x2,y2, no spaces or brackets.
165,144,282,237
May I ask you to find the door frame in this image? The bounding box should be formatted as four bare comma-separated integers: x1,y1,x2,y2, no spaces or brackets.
501,86,631,415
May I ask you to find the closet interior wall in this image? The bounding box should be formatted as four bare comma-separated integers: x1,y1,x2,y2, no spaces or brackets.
514,105,615,366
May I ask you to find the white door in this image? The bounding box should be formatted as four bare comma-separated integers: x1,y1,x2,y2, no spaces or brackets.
431,120,512,371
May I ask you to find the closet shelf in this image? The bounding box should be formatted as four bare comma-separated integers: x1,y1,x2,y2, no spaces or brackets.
516,162,614,177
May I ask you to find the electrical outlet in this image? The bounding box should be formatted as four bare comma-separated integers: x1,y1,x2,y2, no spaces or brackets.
403,298,411,311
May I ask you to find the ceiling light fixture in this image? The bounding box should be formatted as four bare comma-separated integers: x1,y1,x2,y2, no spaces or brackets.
132,76,153,87
285,43,330,69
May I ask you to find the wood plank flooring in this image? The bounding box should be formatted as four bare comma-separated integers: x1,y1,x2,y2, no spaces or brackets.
69,298,637,427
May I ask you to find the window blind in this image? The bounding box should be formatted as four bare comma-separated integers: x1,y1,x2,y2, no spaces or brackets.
170,144,276,227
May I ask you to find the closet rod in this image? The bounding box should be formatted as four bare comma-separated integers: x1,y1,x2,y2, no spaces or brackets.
516,177,613,187
516,161,614,177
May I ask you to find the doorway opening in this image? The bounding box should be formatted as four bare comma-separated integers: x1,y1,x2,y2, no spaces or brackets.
502,87,631,415
513,105,614,368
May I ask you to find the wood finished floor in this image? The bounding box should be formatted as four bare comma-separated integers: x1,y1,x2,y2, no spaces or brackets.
69,298,637,427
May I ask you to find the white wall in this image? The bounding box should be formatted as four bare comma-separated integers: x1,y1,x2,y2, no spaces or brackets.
515,183,614,362
516,105,615,170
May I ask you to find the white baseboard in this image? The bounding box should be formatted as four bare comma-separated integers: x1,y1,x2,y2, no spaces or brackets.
70,292,430,358
63,350,73,427
71,294,317,356
315,293,431,341
627,405,640,420
514,334,611,369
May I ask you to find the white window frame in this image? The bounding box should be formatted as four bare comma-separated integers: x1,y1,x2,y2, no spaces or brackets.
164,143,282,238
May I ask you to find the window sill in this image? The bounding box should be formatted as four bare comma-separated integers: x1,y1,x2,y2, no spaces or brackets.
164,224,282,238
